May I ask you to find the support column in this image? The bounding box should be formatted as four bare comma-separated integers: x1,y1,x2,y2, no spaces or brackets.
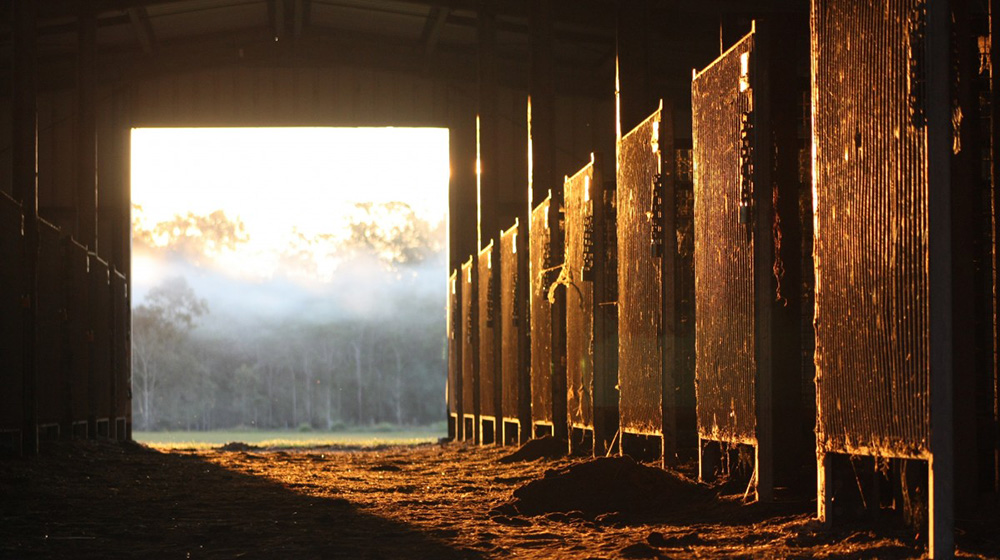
529,0,556,212
927,0,954,556
77,0,98,251
529,0,566,439
616,0,654,138
477,0,498,251
13,0,39,456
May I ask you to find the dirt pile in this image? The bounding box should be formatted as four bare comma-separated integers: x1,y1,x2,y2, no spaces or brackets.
498,435,567,463
501,456,708,519
218,441,259,452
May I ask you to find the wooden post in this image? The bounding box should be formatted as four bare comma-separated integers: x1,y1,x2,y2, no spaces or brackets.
13,0,39,456
927,0,954,556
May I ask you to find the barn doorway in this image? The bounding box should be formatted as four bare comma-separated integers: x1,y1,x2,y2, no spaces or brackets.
129,127,449,446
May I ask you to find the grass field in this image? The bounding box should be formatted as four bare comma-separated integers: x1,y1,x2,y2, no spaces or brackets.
134,429,445,450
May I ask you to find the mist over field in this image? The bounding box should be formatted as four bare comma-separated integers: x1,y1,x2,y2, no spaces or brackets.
131,203,448,432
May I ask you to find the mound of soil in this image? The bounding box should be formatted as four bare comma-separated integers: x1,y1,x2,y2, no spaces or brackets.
498,436,567,463
504,456,707,519
218,441,259,452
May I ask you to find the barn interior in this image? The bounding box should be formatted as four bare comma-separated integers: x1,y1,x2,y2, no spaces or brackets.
2,0,999,558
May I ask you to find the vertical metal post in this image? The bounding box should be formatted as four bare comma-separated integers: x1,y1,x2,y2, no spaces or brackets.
927,0,954,556
477,0,497,252
990,0,1000,496
530,0,556,209
13,0,39,455
752,20,775,504
77,0,98,251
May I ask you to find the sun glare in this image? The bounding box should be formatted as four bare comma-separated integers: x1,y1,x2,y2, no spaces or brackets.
130,127,449,288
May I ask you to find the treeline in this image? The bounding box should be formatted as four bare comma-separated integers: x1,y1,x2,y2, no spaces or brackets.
130,202,447,432
132,277,445,431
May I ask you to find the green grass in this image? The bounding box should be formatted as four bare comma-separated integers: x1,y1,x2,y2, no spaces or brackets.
134,429,445,450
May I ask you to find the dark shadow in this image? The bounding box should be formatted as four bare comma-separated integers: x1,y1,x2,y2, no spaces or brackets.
0,440,480,559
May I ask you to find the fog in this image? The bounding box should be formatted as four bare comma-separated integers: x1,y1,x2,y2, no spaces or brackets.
131,202,448,432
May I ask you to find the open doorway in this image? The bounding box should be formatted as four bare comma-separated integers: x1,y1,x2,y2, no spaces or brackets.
129,127,449,447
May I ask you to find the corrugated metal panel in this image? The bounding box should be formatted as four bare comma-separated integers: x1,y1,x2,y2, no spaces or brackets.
565,162,595,430
90,256,112,424
460,256,479,432
692,33,758,445
447,269,461,418
0,193,23,432
64,239,90,426
616,111,663,436
36,221,65,426
500,222,529,424
530,196,555,426
111,270,130,431
813,0,929,457
478,242,500,420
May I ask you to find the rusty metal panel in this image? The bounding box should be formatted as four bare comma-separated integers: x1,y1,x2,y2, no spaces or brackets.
617,112,662,435
460,256,479,434
500,221,529,425
530,196,555,427
35,221,65,427
566,154,622,453
0,193,23,433
447,269,461,419
565,163,596,431
90,255,112,425
477,242,500,421
812,0,930,457
692,33,758,445
64,239,90,427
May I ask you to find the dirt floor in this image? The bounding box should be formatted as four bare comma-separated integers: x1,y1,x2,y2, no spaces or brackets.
1,439,998,559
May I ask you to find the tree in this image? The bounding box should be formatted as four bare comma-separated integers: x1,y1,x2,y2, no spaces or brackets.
132,277,208,429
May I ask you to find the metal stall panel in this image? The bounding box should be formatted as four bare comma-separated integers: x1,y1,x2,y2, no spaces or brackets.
90,255,112,436
812,0,929,459
478,242,501,443
500,221,530,441
35,222,65,430
692,34,758,446
0,193,23,438
64,240,90,432
530,196,555,430
617,112,663,437
111,270,130,439
565,164,596,433
447,269,462,440
460,257,479,442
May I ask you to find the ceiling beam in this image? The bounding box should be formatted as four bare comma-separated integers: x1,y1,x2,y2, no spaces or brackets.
420,5,450,55
127,6,158,54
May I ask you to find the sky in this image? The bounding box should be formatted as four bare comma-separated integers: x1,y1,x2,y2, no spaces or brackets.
130,127,450,292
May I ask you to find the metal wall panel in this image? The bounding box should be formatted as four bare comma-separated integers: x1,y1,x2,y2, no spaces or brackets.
500,221,530,433
565,164,596,432
111,270,130,437
460,257,479,440
812,0,929,458
64,240,90,428
447,269,462,427
90,256,112,427
692,34,758,445
530,196,559,430
477,242,500,425
36,222,65,427
0,193,23,433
